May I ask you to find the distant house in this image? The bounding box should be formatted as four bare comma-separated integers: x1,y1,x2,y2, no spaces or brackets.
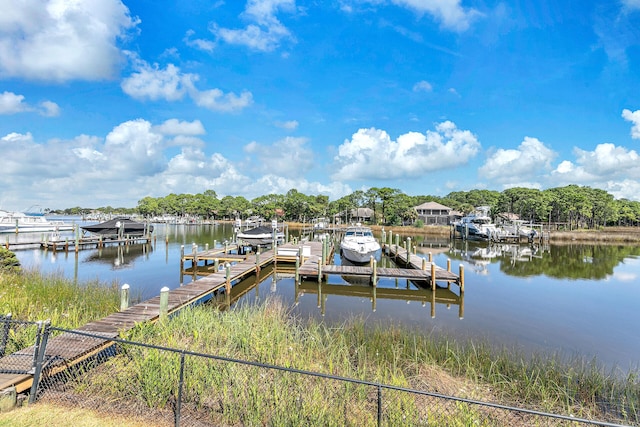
496,212,520,225
414,201,453,225
333,207,374,224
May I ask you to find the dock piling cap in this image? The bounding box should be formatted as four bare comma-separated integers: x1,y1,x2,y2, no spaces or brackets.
160,286,170,292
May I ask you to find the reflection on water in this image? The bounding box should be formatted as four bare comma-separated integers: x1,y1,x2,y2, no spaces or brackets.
10,222,640,372
84,243,153,269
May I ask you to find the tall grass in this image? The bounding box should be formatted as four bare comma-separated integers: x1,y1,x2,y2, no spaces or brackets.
69,299,638,426
0,268,119,326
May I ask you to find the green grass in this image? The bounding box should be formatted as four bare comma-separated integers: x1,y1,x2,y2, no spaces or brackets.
1,263,638,425
62,299,639,426
0,268,120,355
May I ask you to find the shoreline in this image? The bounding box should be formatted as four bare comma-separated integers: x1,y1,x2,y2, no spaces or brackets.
277,221,640,242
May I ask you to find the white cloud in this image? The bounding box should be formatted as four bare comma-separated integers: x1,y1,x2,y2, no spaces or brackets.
154,119,205,136
622,109,640,139
243,136,314,177
275,120,299,130
550,143,640,198
121,62,193,102
412,80,433,92
332,121,481,180
0,91,60,116
39,100,60,117
0,91,29,114
356,0,480,32
184,29,216,52
622,0,640,11
212,0,297,51
478,137,556,183
0,118,337,210
121,59,253,112
190,87,254,112
0,0,139,81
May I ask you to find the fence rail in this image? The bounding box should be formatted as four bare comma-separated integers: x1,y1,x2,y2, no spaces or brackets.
2,324,626,427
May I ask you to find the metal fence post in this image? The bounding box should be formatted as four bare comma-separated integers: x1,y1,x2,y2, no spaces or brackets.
175,351,186,427
377,384,382,427
0,313,12,357
29,320,51,404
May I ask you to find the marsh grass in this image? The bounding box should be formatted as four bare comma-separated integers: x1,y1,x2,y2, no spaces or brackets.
57,298,639,426
0,268,119,354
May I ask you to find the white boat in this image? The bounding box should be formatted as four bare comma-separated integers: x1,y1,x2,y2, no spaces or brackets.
454,206,505,241
500,219,538,241
236,219,285,247
0,210,74,233
339,224,381,264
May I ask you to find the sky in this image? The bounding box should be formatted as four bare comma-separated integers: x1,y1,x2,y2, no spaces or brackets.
1,0,640,212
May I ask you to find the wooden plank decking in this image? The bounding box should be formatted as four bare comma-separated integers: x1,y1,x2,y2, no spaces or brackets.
0,239,463,394
0,243,320,393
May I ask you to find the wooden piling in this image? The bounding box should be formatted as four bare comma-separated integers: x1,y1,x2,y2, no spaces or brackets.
159,287,169,319
120,284,130,311
459,264,465,293
431,263,436,291
225,263,231,293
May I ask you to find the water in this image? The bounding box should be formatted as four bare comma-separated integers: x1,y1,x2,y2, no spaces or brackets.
6,221,640,373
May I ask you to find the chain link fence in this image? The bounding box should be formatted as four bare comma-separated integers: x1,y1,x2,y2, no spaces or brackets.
2,324,626,427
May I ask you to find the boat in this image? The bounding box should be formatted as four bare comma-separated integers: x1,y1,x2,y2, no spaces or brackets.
236,220,285,247
0,210,74,233
81,217,153,238
500,219,538,241
339,224,381,264
454,206,505,241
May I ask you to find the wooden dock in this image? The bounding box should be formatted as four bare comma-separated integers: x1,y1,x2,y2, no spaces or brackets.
295,281,464,318
0,238,463,395
0,243,318,394
3,236,153,251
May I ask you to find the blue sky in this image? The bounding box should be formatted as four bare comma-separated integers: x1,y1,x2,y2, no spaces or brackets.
1,0,640,211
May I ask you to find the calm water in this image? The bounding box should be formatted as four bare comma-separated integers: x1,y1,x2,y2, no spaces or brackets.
7,221,640,373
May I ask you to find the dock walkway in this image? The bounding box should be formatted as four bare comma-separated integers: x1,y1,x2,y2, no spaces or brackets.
0,239,462,395
0,242,324,393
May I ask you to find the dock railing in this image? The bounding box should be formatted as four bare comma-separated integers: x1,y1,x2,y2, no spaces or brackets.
11,324,634,427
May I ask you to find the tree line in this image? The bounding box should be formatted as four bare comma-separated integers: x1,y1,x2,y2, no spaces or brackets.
54,185,640,228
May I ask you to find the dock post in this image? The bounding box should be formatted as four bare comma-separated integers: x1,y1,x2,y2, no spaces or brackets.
295,256,300,283
459,265,465,293
214,239,217,249
447,258,451,272
4,237,8,250
159,287,169,320
225,263,231,293
214,258,219,272
429,252,433,263
120,284,130,311
317,257,323,283
256,248,261,273
431,263,436,291
192,244,198,279
225,240,229,254
179,245,185,285
422,258,427,271
394,234,399,258
371,258,377,287
205,243,209,251
406,237,411,264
